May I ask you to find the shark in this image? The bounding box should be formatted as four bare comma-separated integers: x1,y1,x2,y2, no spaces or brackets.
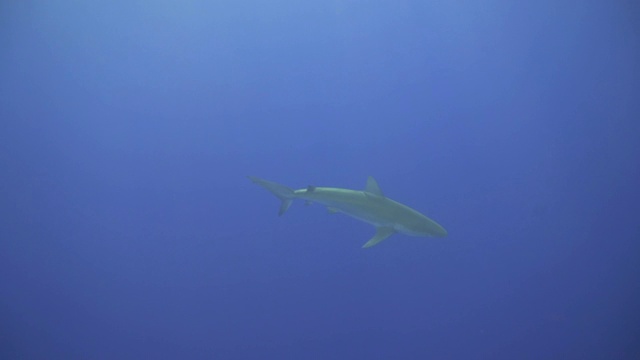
248,176,447,248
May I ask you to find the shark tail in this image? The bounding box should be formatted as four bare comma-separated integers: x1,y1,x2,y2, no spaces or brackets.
248,176,296,216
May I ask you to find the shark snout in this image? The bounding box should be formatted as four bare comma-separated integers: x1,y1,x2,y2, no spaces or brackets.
419,219,448,238
433,226,448,237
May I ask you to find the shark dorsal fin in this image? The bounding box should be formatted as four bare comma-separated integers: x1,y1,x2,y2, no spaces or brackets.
365,176,384,197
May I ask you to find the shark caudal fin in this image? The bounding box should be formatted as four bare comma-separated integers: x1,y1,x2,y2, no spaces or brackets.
248,176,296,216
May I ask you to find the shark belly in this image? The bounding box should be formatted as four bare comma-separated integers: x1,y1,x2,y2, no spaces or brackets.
297,190,397,227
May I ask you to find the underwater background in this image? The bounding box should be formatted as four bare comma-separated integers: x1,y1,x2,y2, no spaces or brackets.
1,1,639,359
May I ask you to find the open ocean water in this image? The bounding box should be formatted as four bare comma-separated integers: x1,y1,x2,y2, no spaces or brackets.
1,1,639,359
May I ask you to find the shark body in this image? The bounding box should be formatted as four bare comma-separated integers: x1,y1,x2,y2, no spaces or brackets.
248,176,447,248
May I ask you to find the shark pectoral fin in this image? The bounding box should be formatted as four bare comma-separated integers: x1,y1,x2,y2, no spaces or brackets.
362,227,395,248
327,207,340,214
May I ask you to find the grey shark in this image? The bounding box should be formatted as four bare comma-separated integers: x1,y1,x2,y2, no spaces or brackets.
248,176,447,248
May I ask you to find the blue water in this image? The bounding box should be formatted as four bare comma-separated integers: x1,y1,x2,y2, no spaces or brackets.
1,1,639,359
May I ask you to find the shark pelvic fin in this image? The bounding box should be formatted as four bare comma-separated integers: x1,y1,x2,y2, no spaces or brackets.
362,227,395,248
365,176,384,197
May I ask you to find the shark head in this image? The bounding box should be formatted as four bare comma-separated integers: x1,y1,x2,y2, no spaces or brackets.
394,214,448,238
